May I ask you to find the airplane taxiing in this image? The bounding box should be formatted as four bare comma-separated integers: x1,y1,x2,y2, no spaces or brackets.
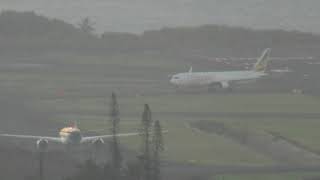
170,48,271,91
0,122,142,152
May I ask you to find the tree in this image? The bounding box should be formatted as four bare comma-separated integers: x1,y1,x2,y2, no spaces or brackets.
139,104,153,180
109,92,122,179
151,120,164,180
37,151,45,180
77,17,95,34
123,161,142,180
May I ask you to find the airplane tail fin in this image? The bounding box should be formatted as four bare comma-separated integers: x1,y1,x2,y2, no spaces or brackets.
253,48,271,72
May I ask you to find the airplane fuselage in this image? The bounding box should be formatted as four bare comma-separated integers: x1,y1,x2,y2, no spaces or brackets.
170,48,271,90
170,70,267,88
59,127,82,145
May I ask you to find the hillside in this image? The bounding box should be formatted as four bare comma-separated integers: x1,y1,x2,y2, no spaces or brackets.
1,10,320,58
1,0,320,34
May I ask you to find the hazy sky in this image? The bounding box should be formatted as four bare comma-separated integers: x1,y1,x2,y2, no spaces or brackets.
0,0,319,34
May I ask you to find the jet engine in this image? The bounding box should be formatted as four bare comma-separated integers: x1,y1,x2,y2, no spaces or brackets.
221,81,230,89
36,139,49,152
208,81,231,92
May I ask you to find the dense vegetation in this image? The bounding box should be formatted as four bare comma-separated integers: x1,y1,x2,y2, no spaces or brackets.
1,10,320,57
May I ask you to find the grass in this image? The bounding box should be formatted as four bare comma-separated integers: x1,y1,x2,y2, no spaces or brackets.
36,93,320,117
213,118,320,154
2,52,320,169
214,172,320,180
121,93,320,114
35,93,320,166
53,112,274,165
121,120,273,165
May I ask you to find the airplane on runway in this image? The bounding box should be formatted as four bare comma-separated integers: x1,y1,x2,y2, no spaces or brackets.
0,122,142,152
169,48,272,91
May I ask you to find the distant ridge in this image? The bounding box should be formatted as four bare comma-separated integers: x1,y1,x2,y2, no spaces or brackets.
0,0,320,34
0,11,320,57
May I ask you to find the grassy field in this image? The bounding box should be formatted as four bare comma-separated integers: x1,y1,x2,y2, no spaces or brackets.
120,120,273,165
214,172,320,180
1,52,320,180
212,117,320,154
36,93,320,115
49,105,274,165
33,92,320,166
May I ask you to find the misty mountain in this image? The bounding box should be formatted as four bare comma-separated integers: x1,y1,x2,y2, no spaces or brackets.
0,0,319,34
1,11,320,58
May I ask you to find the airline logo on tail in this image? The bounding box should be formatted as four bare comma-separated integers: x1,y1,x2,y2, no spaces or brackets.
253,48,271,72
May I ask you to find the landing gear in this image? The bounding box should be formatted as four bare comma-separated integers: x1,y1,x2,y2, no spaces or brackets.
208,83,222,92
208,83,233,93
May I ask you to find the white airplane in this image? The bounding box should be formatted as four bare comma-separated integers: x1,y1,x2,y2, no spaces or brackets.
170,48,271,91
0,122,142,152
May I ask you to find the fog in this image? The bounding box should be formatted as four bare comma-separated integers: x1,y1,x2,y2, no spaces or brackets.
1,1,320,180
0,0,319,33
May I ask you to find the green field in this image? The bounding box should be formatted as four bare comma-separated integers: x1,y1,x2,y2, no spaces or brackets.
33,92,320,166
212,117,320,154
1,53,320,179
36,93,320,115
214,172,320,180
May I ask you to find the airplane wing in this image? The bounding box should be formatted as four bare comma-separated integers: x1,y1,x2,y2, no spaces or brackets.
81,132,142,143
81,130,168,144
0,134,62,143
